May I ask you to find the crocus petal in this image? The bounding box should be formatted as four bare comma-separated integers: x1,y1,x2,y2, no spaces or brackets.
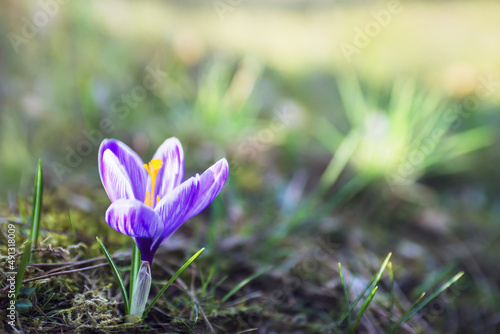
100,150,136,202
185,158,229,220
99,139,147,202
105,199,164,239
154,175,200,244
151,137,184,199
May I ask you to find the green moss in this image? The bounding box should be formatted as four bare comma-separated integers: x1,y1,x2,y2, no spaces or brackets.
57,285,120,332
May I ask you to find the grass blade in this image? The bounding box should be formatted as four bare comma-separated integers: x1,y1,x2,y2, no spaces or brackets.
317,129,361,193
348,254,392,331
388,262,395,325
222,265,270,303
372,252,392,287
30,159,43,262
337,277,375,325
338,263,351,324
15,241,32,299
96,237,129,314
389,292,425,334
350,252,391,329
143,248,205,318
391,271,464,332
67,203,75,243
350,286,378,333
201,265,216,296
337,253,391,326
410,261,456,297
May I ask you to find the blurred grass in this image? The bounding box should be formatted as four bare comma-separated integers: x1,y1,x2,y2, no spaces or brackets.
2,1,500,191
315,76,495,196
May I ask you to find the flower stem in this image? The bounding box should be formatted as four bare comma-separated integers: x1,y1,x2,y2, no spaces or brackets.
129,243,141,312
127,260,151,322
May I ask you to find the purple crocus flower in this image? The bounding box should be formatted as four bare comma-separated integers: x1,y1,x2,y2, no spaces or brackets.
98,137,229,265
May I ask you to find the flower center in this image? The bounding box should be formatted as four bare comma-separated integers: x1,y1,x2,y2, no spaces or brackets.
143,159,163,207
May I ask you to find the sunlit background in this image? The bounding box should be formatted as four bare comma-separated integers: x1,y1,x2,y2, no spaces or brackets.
1,0,499,332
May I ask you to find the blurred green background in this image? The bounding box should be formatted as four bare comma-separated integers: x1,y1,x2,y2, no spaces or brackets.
1,0,500,332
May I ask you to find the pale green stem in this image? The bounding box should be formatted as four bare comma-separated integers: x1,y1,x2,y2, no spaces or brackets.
127,261,151,322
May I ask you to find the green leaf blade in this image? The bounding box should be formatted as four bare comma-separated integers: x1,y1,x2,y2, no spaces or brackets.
15,241,32,299
96,237,130,314
222,265,270,303
143,248,205,318
30,159,43,262
391,272,464,332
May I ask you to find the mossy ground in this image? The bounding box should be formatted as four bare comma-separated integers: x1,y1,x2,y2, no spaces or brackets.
2,179,498,333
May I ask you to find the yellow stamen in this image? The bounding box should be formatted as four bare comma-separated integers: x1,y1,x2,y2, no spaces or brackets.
143,159,163,207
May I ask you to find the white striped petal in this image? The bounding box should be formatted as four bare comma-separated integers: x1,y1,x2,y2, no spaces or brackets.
185,158,229,220
100,150,136,202
99,139,147,202
151,137,184,199
154,175,200,242
105,199,163,239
